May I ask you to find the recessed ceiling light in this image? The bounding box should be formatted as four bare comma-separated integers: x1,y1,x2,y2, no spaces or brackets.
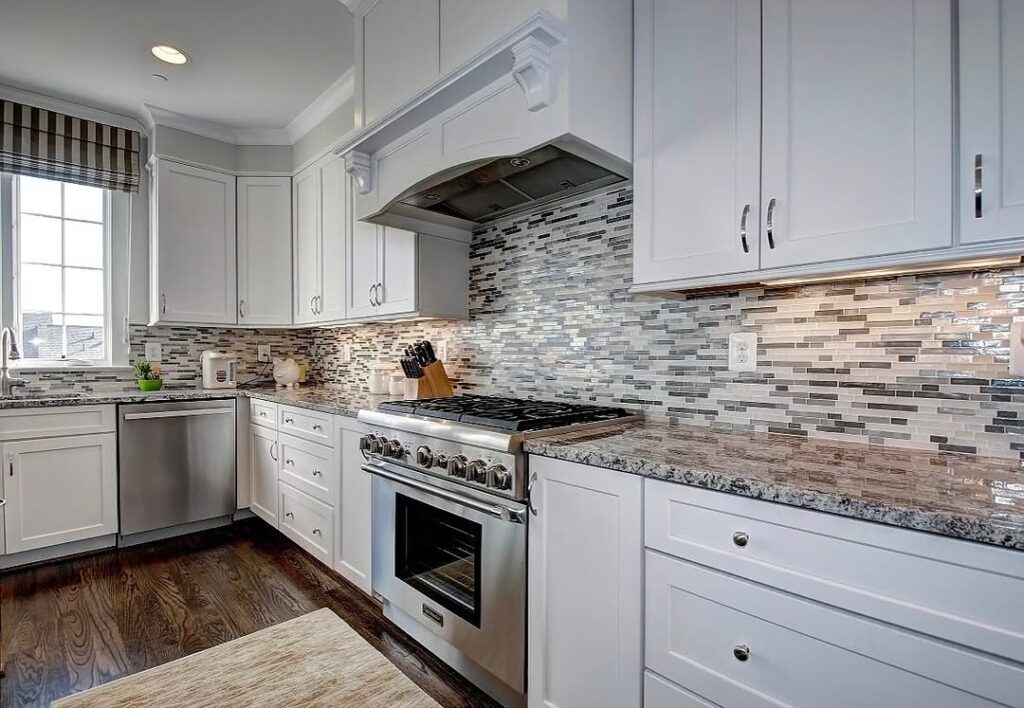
151,45,189,65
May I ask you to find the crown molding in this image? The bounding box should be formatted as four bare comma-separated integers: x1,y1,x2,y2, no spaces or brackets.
0,82,145,133
338,0,361,12
284,67,355,143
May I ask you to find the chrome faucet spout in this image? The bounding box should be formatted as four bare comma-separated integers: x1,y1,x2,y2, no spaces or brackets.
1,328,28,395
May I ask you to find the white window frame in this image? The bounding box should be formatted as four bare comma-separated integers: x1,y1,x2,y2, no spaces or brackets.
0,173,130,369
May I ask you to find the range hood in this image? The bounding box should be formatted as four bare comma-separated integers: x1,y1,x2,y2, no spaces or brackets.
339,10,633,242
397,145,625,225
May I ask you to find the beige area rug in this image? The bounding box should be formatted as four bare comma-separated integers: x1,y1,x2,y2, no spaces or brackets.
52,608,441,708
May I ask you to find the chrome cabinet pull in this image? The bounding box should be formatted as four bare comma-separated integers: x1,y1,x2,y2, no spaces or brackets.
732,531,749,547
733,644,750,662
766,198,777,249
974,153,983,219
285,511,294,518
312,469,322,477
259,411,267,418
284,417,294,424
161,294,167,314
285,458,294,466
269,441,278,461
368,285,376,306
312,527,322,536
238,299,246,318
310,296,317,314
739,204,751,254
312,424,323,431
375,283,384,306
315,295,323,314
527,472,539,516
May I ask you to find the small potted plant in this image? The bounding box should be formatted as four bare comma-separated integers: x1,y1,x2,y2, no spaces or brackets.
134,358,163,391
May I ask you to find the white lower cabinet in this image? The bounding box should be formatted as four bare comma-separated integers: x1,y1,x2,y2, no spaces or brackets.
644,671,721,708
279,482,333,566
249,423,279,527
335,423,372,594
2,433,118,553
526,456,643,708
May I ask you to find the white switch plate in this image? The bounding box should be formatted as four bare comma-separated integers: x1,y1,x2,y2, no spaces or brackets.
144,342,162,362
257,344,271,363
1010,321,1024,376
728,333,757,372
436,340,449,363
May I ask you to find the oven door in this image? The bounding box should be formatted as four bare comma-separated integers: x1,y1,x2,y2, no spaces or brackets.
367,458,526,692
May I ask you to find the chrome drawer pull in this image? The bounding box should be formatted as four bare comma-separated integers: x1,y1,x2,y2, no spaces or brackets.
312,424,323,431
285,512,294,518
733,644,750,662
312,469,322,477
259,411,267,417
285,459,294,466
732,531,749,547
312,527,322,536
284,417,294,424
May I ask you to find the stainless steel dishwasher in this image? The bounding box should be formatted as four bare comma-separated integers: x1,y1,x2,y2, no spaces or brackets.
118,399,236,540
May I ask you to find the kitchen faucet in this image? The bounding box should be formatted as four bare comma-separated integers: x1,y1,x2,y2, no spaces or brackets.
1,328,27,396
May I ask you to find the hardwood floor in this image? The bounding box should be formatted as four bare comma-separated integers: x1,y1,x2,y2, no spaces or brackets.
0,521,500,708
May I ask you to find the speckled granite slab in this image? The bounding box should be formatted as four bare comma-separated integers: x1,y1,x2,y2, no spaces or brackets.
0,385,398,419
523,421,1024,551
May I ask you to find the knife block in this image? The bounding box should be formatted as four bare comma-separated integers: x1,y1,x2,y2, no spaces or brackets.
417,361,454,398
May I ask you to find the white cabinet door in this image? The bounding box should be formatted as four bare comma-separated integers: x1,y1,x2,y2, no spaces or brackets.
292,166,321,325
759,0,953,268
527,457,643,708
336,426,373,594
377,226,417,316
249,424,279,527
346,219,381,320
632,0,762,286
3,434,117,553
959,0,1024,244
360,0,440,125
318,155,349,322
237,176,292,326
153,160,237,324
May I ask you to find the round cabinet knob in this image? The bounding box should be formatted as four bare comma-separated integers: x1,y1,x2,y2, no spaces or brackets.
447,455,468,478
732,531,749,548
467,459,488,483
383,439,404,458
415,445,434,468
489,464,511,489
733,644,750,662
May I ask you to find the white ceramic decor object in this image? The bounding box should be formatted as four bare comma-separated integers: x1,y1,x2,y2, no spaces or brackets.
273,358,301,388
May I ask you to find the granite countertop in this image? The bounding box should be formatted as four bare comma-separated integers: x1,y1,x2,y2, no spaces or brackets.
0,384,398,419
523,420,1024,551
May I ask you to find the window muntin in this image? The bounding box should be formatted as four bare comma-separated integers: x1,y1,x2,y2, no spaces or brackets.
14,175,108,363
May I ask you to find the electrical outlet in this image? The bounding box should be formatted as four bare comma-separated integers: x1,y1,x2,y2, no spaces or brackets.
728,333,757,372
436,339,449,362
340,343,351,364
257,345,271,363
144,342,162,363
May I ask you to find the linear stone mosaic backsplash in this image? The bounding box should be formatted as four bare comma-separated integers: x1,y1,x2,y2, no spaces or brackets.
15,325,310,394
310,185,1024,459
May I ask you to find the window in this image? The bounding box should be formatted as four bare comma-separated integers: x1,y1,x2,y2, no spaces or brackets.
15,176,108,362
1,173,128,368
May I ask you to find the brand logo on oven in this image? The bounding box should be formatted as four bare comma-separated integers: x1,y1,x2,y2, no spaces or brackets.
422,604,444,627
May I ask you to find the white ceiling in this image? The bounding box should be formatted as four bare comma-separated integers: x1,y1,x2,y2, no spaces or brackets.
0,0,354,132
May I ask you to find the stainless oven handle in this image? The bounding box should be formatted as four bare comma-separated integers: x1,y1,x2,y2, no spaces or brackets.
363,462,525,524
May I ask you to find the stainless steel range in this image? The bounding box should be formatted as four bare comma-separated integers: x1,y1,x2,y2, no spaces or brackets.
358,395,639,708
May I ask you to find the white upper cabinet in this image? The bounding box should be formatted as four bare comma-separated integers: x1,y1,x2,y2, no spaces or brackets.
358,0,440,126
319,155,350,322
759,0,953,268
237,176,292,326
439,0,546,73
150,159,236,324
378,226,417,316
346,217,382,320
292,166,321,325
959,0,1024,245
633,0,762,286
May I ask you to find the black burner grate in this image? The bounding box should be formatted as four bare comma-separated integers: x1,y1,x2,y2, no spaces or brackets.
378,395,634,432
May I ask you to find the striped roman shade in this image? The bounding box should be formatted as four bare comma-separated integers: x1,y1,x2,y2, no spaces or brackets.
0,98,141,193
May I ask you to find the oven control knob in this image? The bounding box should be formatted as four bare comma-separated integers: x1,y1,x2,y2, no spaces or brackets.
415,445,434,468
383,439,404,458
360,434,383,457
434,452,448,469
489,464,511,490
467,459,488,484
447,454,468,478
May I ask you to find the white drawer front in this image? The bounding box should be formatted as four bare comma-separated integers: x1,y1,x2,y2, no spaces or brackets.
645,671,722,708
278,433,336,505
278,405,332,444
646,551,1018,708
249,398,277,428
644,479,1024,663
0,405,116,441
279,482,333,566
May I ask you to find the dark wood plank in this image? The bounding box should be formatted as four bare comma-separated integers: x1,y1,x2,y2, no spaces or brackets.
0,521,500,708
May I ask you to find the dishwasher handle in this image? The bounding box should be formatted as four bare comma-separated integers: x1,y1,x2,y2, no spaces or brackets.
122,408,234,421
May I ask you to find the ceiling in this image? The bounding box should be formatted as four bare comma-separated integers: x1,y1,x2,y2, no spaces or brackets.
0,0,354,132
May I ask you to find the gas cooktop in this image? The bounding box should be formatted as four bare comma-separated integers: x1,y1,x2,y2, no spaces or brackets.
377,394,635,432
